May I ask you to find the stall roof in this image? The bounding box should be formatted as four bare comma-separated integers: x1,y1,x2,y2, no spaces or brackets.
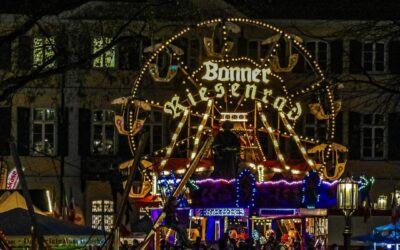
0,191,46,215
0,208,104,236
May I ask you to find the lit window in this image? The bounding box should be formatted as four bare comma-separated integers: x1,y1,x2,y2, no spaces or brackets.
92,110,116,155
361,114,386,159
91,200,114,232
306,41,328,71
363,42,385,72
32,108,56,155
92,37,116,68
144,111,164,154
33,37,56,69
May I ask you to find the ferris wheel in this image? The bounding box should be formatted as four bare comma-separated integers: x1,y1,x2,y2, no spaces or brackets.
113,18,348,250
116,18,346,185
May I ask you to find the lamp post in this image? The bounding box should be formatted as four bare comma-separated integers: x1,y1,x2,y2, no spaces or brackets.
377,195,387,210
337,177,359,250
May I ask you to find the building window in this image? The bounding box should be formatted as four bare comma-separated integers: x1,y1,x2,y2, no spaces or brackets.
91,200,114,232
92,110,116,155
361,114,386,159
248,40,268,62
33,37,56,69
144,111,164,154
303,113,326,140
306,41,329,71
188,39,201,69
92,37,116,68
363,42,385,72
32,108,56,155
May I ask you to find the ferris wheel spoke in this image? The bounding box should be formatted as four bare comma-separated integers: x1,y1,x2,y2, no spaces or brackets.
158,109,190,171
256,102,290,173
189,99,213,162
278,112,316,170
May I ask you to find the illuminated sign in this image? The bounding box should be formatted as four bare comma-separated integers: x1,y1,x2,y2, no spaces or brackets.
258,208,298,217
163,60,302,120
221,112,248,122
6,168,19,189
202,61,271,84
195,208,248,217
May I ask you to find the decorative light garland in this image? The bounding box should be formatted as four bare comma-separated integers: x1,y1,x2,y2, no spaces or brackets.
236,169,257,209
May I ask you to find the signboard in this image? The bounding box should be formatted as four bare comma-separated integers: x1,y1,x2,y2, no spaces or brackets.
195,208,248,217
163,60,302,121
6,168,19,189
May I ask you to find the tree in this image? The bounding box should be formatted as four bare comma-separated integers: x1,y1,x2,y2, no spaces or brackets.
0,0,198,103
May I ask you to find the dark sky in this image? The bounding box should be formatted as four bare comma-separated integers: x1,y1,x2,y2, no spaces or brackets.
1,0,399,20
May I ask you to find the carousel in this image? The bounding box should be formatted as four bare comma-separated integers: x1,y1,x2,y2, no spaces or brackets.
113,18,347,249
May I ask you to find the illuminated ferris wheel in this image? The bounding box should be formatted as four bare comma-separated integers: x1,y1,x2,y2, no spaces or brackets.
115,18,347,197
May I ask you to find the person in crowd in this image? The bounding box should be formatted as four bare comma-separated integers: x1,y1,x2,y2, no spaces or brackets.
164,196,193,248
212,121,241,178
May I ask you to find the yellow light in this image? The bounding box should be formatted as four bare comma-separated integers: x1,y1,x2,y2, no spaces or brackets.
291,169,301,175
272,167,282,173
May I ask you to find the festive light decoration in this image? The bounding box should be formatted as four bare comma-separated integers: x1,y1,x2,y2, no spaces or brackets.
259,208,298,217
196,208,248,217
359,175,375,191
220,112,248,122
157,173,188,208
256,102,290,171
236,169,256,209
159,109,189,170
279,112,315,169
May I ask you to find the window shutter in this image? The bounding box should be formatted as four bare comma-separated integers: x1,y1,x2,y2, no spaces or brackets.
176,38,188,63
57,108,69,156
17,36,33,70
17,107,30,155
132,39,142,71
0,107,11,155
118,37,140,70
330,40,343,74
292,48,305,73
349,40,362,74
389,41,400,74
118,134,131,161
335,112,343,145
78,34,91,69
56,34,69,67
277,36,289,68
237,33,247,57
118,37,130,70
348,112,361,160
0,38,11,70
388,112,400,160
79,108,91,156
